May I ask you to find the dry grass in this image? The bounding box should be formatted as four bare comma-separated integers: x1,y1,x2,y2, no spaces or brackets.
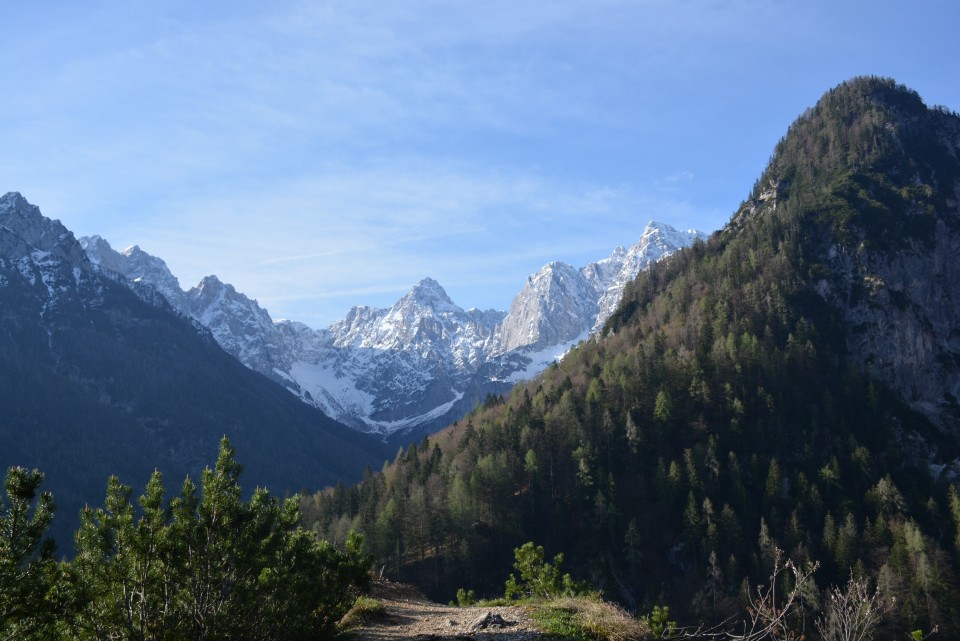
530,596,651,641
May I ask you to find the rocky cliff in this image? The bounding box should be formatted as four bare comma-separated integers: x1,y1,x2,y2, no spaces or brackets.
732,77,960,434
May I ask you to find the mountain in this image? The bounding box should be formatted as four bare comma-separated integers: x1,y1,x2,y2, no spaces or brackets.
711,78,960,435
80,222,704,441
0,193,390,545
277,277,504,433
186,275,292,377
80,235,188,311
304,78,960,635
496,222,706,353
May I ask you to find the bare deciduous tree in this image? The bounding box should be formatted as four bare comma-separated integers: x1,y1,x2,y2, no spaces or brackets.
673,548,819,641
815,574,888,641
734,548,819,641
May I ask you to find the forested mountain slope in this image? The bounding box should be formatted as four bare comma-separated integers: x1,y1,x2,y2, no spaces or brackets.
0,192,390,545
305,78,960,637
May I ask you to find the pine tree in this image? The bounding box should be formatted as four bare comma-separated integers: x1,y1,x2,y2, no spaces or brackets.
0,467,59,641
949,485,960,556
72,472,178,640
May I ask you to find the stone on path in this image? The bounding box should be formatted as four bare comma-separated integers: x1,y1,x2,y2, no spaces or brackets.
469,612,517,632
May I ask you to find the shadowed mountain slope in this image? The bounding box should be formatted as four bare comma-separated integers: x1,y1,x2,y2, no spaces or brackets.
0,192,390,545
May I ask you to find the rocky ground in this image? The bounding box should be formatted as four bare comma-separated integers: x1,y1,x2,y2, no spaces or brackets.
351,581,544,641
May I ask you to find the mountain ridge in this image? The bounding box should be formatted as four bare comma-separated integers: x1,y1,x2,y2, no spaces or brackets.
80,220,705,439
0,192,390,545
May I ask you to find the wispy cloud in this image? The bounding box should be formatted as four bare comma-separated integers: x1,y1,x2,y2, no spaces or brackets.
253,251,354,267
2,0,956,327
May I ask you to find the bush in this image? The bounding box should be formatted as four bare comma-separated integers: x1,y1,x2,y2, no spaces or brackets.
641,605,676,639
504,542,586,600
1,439,373,641
454,587,477,606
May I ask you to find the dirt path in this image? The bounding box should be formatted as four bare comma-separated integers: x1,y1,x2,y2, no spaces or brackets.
352,581,544,641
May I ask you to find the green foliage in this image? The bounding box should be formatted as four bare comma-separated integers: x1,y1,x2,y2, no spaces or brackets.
0,440,371,641
532,596,651,641
950,485,960,555
642,605,676,639
531,602,587,640
504,542,584,601
454,587,477,606
0,467,60,641
338,596,386,629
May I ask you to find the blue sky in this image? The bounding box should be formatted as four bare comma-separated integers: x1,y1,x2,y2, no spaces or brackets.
3,1,958,328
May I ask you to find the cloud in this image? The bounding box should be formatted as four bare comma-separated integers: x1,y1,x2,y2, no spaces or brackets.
97,157,719,326
11,0,940,330
658,171,695,185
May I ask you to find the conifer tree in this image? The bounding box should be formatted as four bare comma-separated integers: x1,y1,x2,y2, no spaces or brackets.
0,467,58,641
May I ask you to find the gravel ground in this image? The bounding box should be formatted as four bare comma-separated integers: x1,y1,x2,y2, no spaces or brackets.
351,581,544,641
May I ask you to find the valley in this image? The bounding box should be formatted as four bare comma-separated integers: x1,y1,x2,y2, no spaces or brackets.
4,77,960,640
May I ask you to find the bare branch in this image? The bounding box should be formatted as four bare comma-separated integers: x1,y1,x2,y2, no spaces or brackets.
815,573,889,641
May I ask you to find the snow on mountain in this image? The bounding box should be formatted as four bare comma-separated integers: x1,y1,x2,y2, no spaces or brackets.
497,261,599,354
497,221,707,353
277,278,504,433
328,278,501,370
185,275,292,377
78,237,293,379
1,192,88,268
0,192,98,317
593,221,707,330
80,219,704,439
80,235,188,311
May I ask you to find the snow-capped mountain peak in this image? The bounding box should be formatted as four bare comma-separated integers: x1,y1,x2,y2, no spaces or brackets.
0,192,94,315
1,192,86,265
591,221,708,330
78,216,705,439
79,234,187,310
405,277,457,310
497,221,707,351
497,261,598,354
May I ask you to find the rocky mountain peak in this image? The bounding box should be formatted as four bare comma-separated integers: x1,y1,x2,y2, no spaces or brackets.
0,192,86,265
184,273,289,376
723,77,960,432
79,234,111,256
494,222,707,351
195,274,226,292
75,212,702,439
80,234,186,310
630,220,704,253
497,261,597,354
0,191,36,219
402,277,459,313
589,222,706,331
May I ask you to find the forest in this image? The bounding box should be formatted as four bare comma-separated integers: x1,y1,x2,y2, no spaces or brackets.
302,78,960,638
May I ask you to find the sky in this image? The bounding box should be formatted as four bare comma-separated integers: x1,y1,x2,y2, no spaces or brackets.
2,1,958,328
